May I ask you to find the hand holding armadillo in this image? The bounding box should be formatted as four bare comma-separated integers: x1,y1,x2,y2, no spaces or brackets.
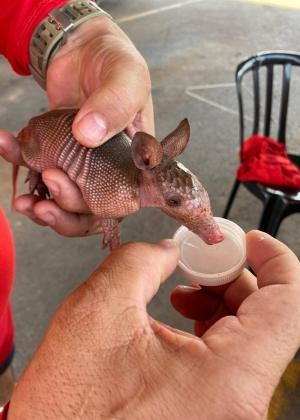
15,109,223,249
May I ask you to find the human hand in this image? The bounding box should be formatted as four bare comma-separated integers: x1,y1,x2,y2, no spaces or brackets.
0,15,153,235
9,231,300,419
47,15,154,145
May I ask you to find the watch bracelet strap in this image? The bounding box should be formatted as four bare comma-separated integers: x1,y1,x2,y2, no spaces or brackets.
29,1,112,88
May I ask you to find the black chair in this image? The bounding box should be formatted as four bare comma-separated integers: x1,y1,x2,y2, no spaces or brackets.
223,51,300,237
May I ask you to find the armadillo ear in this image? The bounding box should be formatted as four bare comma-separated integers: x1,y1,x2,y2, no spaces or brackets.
131,132,163,170
161,119,190,159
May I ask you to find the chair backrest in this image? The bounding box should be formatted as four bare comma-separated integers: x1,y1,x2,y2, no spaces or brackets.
236,51,300,160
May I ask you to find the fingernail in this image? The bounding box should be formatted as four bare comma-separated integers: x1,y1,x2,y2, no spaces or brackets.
159,239,179,249
43,179,59,196
38,212,56,226
77,112,107,145
177,285,195,290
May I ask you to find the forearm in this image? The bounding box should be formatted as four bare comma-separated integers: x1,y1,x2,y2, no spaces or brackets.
0,0,68,75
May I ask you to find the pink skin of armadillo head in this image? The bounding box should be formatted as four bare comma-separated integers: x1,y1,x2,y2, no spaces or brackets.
131,119,224,245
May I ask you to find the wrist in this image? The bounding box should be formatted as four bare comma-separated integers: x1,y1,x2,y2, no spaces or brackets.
51,15,117,60
29,1,112,88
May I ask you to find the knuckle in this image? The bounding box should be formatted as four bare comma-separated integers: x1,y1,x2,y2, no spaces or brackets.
104,84,135,122
129,55,152,98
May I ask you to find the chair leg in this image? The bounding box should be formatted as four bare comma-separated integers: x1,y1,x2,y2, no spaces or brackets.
258,196,277,233
258,196,286,237
266,200,287,238
223,179,241,219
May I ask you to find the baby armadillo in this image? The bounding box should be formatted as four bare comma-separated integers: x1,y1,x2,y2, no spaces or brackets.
15,109,223,249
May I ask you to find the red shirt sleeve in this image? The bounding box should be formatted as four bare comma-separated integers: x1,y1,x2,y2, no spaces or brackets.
0,0,69,75
0,209,15,316
0,209,15,368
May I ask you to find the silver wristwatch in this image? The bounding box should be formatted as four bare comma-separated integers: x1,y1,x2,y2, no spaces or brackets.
29,0,112,89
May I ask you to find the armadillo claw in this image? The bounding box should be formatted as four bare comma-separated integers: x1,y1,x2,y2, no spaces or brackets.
102,235,121,251
25,169,50,199
101,219,121,251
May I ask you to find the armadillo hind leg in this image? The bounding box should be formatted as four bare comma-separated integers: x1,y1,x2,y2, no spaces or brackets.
25,169,49,199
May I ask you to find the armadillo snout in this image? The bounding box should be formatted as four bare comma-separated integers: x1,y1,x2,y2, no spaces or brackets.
193,218,224,245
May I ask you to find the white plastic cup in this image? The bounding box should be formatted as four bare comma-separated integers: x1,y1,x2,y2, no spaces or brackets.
173,217,246,287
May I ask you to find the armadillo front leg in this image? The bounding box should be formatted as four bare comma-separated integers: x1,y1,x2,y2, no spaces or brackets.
89,218,121,251
100,219,121,250
25,169,49,199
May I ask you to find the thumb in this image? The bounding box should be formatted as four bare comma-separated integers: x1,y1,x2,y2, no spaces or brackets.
247,230,300,287
87,240,179,307
234,231,300,382
72,57,151,147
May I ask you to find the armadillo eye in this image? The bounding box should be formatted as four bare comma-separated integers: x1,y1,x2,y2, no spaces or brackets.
167,196,181,207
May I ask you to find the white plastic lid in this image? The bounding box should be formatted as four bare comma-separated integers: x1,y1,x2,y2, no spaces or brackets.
173,217,246,287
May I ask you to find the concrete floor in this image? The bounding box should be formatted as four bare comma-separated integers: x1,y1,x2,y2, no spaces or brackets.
1,0,300,417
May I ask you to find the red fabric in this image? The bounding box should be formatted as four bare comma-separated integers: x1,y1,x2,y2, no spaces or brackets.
237,134,300,189
0,209,15,368
0,0,69,75
0,401,10,419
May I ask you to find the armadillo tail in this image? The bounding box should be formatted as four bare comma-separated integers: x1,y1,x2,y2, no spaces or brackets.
12,164,19,209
